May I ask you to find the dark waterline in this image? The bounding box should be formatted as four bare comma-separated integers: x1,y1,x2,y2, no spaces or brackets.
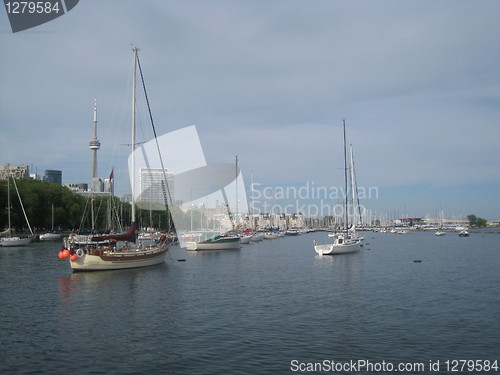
1,231,499,374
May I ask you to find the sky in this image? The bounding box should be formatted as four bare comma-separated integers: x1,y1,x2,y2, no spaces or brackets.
1,0,499,220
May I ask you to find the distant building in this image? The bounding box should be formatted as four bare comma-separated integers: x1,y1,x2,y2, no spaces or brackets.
87,177,112,193
65,183,87,192
138,168,175,205
243,212,304,230
397,217,425,226
43,170,62,185
0,164,29,179
67,178,112,198
91,177,105,193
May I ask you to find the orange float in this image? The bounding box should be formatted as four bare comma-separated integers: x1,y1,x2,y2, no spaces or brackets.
69,253,78,261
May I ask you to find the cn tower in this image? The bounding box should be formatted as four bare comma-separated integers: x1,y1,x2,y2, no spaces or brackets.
89,99,100,179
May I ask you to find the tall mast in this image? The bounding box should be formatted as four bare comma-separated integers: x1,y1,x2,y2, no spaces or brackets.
343,120,348,234
7,165,11,234
235,155,238,226
131,47,137,224
350,144,363,229
250,171,254,216
349,144,356,234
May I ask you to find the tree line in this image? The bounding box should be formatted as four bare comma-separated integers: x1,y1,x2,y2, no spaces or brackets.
0,178,175,234
467,214,487,228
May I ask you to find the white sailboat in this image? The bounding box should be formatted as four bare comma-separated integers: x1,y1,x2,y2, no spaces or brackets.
185,235,241,251
240,234,253,244
40,204,61,241
435,211,446,236
185,155,242,251
250,231,264,241
263,232,279,239
1,171,34,247
61,47,169,271
458,230,470,237
314,120,363,255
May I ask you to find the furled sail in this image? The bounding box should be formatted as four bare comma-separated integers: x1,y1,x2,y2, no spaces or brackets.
91,222,137,243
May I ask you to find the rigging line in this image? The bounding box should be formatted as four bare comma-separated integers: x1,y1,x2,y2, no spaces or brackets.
11,177,34,236
78,196,90,232
351,146,363,225
135,52,175,222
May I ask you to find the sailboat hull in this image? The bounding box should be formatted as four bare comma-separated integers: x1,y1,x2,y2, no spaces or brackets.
240,235,253,244
250,233,264,242
1,237,32,247
40,233,61,241
69,246,168,272
185,236,241,251
314,241,362,255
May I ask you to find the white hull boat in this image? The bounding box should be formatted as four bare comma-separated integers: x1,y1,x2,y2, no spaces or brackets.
60,48,170,272
263,232,278,239
314,241,362,255
240,234,253,244
313,121,364,256
69,244,168,272
2,167,35,247
40,204,60,241
39,232,61,241
186,236,241,251
314,233,362,255
1,236,32,247
250,232,264,242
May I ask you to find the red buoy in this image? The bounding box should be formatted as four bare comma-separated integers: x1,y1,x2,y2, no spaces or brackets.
69,253,78,262
62,249,70,259
58,251,65,259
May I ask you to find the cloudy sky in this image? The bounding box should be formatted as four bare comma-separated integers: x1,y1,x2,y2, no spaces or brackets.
1,0,499,219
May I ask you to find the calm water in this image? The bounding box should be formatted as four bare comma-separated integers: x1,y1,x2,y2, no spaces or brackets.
1,231,499,374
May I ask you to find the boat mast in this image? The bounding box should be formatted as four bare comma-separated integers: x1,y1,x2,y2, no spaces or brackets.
51,204,54,231
349,144,356,235
235,155,238,227
91,197,95,231
343,119,348,234
6,165,11,236
250,171,256,229
131,47,137,225
350,144,363,229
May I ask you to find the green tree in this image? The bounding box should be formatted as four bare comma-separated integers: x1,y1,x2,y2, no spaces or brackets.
467,214,487,228
476,217,487,227
0,177,176,234
0,178,87,232
467,214,477,227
